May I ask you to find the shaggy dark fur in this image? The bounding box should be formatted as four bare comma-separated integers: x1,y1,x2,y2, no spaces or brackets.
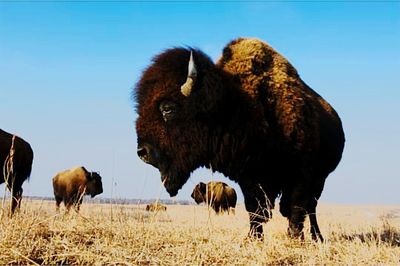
0,129,34,214
191,181,237,214
134,38,345,241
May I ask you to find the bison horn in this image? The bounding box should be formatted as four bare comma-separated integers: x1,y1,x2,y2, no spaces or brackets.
180,51,197,97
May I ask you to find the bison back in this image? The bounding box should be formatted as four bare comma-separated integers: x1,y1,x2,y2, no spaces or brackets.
52,167,88,199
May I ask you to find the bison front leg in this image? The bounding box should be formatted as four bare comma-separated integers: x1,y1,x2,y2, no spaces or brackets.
248,209,268,239
75,197,83,213
241,183,275,239
64,197,73,213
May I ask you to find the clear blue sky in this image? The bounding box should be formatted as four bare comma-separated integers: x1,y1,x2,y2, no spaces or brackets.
1,1,399,204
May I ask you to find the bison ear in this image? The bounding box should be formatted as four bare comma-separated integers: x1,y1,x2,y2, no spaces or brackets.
180,50,197,97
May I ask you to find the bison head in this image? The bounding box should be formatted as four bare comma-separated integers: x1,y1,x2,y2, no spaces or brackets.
86,172,103,198
191,182,207,204
135,48,230,197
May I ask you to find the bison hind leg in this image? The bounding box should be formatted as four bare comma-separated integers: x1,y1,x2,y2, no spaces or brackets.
10,187,23,215
308,199,324,242
283,189,307,240
287,205,306,240
64,198,74,213
309,212,324,242
287,197,325,241
55,196,62,212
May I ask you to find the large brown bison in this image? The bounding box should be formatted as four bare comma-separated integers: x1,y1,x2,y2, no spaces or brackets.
0,129,34,214
191,181,237,214
52,166,103,212
135,38,345,241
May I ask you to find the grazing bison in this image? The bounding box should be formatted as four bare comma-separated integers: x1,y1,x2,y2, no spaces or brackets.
146,202,167,212
191,181,237,214
0,129,34,214
135,38,345,241
52,166,103,212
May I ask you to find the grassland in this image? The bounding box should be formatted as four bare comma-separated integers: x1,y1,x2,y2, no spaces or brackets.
1,198,399,265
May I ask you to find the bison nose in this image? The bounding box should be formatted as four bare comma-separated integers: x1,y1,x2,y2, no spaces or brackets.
137,145,150,162
137,143,160,167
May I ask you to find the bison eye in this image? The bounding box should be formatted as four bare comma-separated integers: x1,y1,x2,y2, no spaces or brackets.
159,101,177,122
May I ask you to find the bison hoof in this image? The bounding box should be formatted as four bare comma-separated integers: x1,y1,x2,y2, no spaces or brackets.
288,228,305,241
247,232,264,242
311,232,324,242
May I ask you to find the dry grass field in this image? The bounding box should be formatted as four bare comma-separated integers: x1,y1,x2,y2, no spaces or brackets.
1,198,399,265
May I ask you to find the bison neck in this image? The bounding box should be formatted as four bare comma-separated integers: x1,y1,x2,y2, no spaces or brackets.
206,90,283,184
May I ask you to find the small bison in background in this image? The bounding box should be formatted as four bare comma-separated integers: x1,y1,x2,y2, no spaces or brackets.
146,202,167,212
191,181,237,214
0,129,34,214
52,166,103,212
135,38,345,241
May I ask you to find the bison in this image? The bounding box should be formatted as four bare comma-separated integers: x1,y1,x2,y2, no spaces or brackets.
146,202,167,212
52,166,103,212
0,129,34,214
135,38,345,241
191,181,237,214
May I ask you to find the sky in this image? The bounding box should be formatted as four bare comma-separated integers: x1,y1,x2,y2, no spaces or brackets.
0,1,399,204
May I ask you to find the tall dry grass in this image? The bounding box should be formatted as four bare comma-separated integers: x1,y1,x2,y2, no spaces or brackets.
0,198,399,265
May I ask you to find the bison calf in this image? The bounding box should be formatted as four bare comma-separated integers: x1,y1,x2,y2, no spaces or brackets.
146,202,167,212
191,182,237,214
52,166,103,212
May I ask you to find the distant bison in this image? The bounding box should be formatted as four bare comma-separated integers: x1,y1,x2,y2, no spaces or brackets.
52,166,103,212
146,202,167,212
0,129,34,214
191,181,237,214
135,38,345,241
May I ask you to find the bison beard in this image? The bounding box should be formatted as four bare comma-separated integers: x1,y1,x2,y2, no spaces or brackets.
134,38,345,241
161,171,190,197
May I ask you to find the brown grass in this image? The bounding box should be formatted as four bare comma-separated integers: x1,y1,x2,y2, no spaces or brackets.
1,199,399,265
